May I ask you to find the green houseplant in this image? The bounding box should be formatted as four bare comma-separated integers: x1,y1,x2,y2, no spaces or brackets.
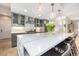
46,22,56,34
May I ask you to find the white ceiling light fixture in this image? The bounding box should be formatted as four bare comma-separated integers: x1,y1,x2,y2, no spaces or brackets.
24,9,27,12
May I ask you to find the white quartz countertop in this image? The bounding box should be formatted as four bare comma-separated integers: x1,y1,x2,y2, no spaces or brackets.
17,32,74,56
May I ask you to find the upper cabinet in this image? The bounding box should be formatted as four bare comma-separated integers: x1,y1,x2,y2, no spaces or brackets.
11,13,35,32
12,13,34,27
34,18,49,27
12,13,25,26
25,17,34,24
12,13,18,24
20,15,25,25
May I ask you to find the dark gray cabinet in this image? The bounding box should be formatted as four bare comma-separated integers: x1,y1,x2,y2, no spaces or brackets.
20,15,25,25
12,13,25,26
34,18,49,27
34,18,49,32
12,13,18,24
11,34,17,47
34,18,44,27
12,13,35,26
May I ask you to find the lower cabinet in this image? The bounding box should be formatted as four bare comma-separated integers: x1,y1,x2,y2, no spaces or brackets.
11,34,17,47
11,32,36,47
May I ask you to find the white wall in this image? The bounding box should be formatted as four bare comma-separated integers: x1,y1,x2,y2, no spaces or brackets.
0,5,11,39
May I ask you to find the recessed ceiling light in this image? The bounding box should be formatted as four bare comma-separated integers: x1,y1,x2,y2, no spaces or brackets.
24,9,27,12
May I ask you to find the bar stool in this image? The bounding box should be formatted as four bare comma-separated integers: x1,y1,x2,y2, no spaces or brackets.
42,34,78,56
42,42,72,56
61,43,72,56
55,42,73,56
64,34,78,56
41,47,62,56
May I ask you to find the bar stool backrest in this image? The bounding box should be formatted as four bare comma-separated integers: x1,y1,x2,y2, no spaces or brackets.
62,43,72,56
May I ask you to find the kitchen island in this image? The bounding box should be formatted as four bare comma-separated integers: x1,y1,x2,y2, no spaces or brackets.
17,32,75,56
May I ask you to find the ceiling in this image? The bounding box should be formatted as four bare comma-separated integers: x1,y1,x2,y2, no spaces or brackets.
1,3,79,20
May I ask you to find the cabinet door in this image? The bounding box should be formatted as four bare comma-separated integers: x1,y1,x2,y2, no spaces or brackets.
0,16,11,39
12,13,18,24
40,20,44,27
12,13,25,26
20,15,25,26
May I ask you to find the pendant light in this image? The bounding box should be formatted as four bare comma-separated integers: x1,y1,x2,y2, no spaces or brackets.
57,9,67,32
57,9,63,25
49,3,55,19
58,9,67,20
37,3,44,18
57,9,62,20
37,3,43,13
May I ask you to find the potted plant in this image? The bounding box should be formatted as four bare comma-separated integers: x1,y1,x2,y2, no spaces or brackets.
46,22,56,35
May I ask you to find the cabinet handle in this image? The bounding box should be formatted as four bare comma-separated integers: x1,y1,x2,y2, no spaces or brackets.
1,29,3,32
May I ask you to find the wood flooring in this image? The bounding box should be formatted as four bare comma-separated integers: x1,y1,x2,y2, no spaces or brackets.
0,38,17,56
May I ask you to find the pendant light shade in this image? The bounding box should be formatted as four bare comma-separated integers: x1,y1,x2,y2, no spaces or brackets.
49,3,55,19
36,3,44,18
